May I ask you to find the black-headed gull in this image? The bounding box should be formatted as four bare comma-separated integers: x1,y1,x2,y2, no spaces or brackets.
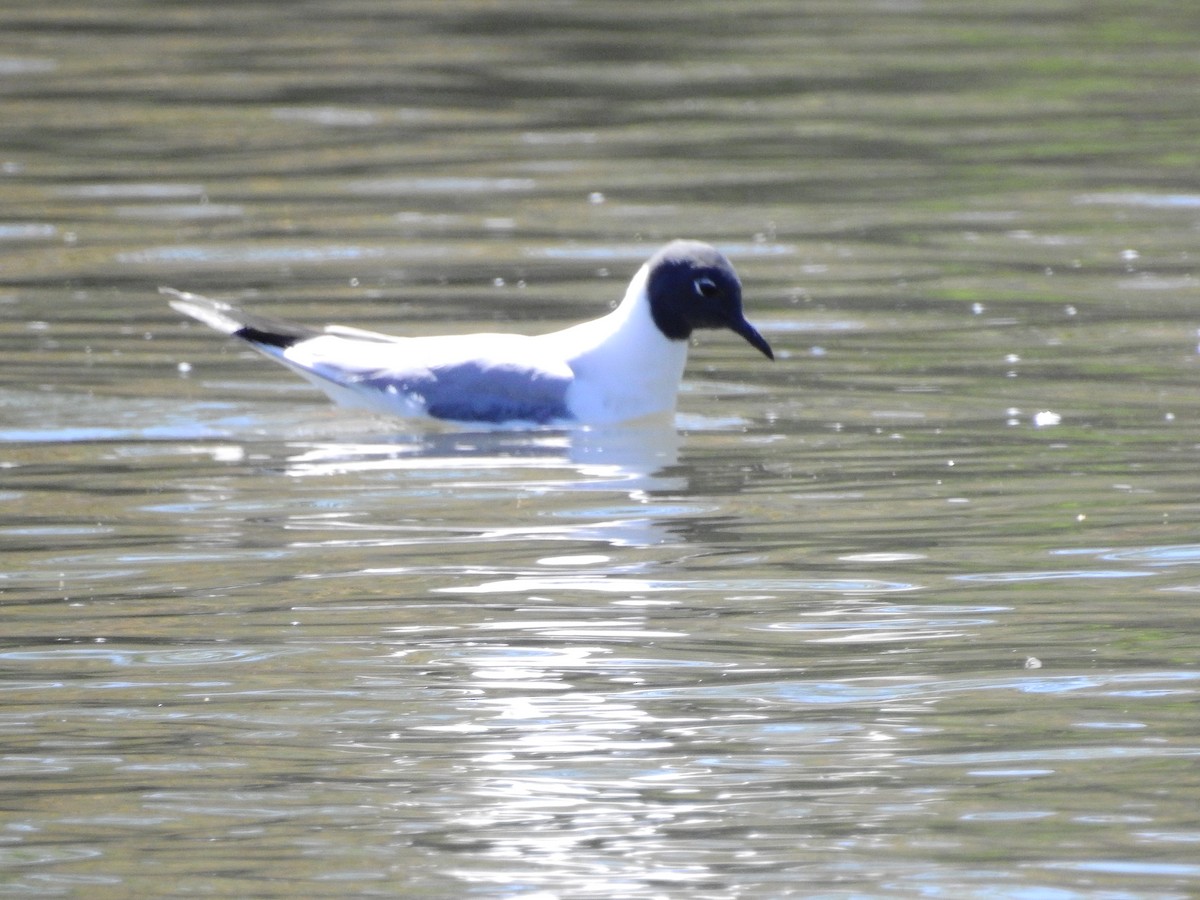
165,239,773,426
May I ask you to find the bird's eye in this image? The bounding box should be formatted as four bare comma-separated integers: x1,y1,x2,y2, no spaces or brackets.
693,276,719,298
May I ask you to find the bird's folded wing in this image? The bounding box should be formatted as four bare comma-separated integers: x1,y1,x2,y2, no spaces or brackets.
290,335,575,425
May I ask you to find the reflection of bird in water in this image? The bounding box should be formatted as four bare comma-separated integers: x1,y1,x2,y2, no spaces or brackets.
283,423,683,487
166,240,772,427
281,424,688,549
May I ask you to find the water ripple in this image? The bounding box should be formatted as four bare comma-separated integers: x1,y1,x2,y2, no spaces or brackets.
953,569,1152,584
1040,859,1200,878
903,745,1200,768
0,646,295,668
626,671,1200,707
118,243,393,266
0,845,103,867
439,576,919,595
1101,544,1200,564
1075,192,1200,208
347,177,537,194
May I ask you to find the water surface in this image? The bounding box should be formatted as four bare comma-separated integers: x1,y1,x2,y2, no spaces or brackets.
3,1,1200,897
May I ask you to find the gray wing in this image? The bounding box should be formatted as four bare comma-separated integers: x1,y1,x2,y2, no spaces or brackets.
359,359,573,424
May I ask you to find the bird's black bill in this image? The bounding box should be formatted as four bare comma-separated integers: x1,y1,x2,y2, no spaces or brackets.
731,317,774,360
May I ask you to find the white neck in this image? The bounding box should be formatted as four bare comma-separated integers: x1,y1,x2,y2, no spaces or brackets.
550,264,689,424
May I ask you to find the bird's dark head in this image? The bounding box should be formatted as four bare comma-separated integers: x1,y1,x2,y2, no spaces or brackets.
645,240,773,360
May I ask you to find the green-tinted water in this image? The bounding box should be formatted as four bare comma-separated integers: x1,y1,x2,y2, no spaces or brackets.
3,1,1200,896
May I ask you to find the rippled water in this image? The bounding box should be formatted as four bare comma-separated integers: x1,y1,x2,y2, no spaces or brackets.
3,1,1200,897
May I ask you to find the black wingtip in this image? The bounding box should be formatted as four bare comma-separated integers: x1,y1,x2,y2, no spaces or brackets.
234,325,302,349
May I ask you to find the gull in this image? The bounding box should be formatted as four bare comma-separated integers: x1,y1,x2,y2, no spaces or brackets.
165,239,773,426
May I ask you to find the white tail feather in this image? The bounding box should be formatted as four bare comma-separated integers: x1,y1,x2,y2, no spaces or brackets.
160,287,242,335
